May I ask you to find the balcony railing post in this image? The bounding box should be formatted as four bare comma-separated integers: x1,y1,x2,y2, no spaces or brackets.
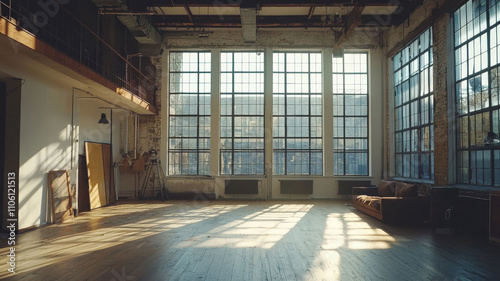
79,10,83,63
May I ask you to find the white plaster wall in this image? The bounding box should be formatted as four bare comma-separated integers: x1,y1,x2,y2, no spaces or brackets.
78,100,112,152
18,78,74,229
0,62,76,229
368,48,384,184
0,40,125,229
118,114,138,198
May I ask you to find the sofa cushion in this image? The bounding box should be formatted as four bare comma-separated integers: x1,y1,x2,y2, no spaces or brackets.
353,195,382,211
377,180,396,197
395,183,418,197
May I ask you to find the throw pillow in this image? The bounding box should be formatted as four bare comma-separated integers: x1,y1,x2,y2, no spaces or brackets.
377,180,396,197
395,182,406,194
395,183,418,197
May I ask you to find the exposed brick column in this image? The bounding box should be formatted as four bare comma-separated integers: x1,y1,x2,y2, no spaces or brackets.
384,30,391,180
433,14,450,186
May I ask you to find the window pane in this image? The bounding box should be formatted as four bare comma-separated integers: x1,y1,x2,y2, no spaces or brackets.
393,28,434,180
168,52,211,175
333,53,369,175
221,52,265,175
273,52,323,175
454,1,500,186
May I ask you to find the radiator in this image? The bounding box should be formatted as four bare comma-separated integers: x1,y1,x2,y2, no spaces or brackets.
225,180,259,194
280,180,313,194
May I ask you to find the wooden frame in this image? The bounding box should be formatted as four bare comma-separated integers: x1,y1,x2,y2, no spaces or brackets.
48,170,73,223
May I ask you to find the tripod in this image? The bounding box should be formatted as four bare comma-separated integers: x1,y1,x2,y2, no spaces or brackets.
139,149,168,200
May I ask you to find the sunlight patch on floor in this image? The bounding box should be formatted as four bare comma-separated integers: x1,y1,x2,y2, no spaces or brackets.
321,212,395,250
4,203,249,275
187,204,314,249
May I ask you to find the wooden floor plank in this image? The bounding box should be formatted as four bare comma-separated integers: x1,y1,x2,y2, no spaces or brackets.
1,200,500,281
242,246,255,281
230,245,246,281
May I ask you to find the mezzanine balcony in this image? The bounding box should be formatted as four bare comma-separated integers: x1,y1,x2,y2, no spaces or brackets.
0,0,157,114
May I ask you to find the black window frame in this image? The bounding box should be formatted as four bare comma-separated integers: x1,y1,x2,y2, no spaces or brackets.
168,51,211,175
332,52,370,176
220,51,265,175
273,51,323,175
393,28,434,180
454,0,500,186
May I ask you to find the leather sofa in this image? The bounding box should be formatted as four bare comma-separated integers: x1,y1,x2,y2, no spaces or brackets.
352,180,430,224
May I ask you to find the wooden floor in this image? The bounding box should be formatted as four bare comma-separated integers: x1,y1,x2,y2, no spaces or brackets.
1,200,499,280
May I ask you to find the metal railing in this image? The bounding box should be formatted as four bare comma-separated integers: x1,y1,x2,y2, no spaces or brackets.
0,0,156,106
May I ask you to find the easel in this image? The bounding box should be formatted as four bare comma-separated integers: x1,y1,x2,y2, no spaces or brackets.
139,149,168,200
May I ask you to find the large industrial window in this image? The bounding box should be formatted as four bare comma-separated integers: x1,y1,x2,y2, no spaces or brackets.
220,52,265,175
168,52,211,175
273,52,323,175
333,53,369,175
454,0,500,186
393,28,434,180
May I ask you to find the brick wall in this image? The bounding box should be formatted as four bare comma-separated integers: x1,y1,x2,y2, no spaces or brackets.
433,14,450,186
137,56,163,193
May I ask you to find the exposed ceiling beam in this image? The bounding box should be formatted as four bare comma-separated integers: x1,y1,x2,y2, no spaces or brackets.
184,5,194,23
153,15,386,28
335,2,365,47
307,6,315,20
146,0,397,7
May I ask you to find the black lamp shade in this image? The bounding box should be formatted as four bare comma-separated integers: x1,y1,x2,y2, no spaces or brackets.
98,113,109,124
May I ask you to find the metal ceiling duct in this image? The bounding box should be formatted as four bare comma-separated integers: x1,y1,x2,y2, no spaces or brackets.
240,7,257,43
91,0,160,45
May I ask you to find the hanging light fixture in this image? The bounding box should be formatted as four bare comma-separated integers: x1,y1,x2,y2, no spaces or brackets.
98,113,109,124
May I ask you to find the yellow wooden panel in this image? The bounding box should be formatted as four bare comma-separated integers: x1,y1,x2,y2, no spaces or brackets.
85,142,107,209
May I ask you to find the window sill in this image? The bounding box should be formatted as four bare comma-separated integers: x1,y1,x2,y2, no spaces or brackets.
390,177,434,184
166,175,215,179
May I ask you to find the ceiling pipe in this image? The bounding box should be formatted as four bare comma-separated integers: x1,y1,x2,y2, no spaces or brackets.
99,11,155,15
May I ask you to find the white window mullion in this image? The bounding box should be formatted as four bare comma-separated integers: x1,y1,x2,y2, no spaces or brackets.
210,49,221,176
264,48,274,197
323,49,334,176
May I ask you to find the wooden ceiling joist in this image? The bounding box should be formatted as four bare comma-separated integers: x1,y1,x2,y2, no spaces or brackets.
149,0,416,30
335,2,366,47
184,5,194,23
307,6,315,20
147,0,398,7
